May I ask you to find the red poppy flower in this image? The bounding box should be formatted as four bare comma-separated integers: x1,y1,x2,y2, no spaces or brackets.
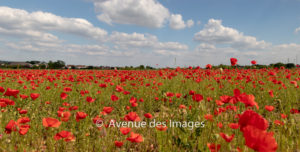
126,132,143,143
62,102,70,106
17,117,30,124
242,125,277,152
204,114,213,121
189,90,195,95
290,81,298,87
124,112,141,121
144,113,152,119
19,109,28,114
54,130,76,142
63,87,72,92
19,94,29,99
92,115,103,125
207,143,221,152
76,112,88,122
228,123,239,129
0,98,15,107
268,90,274,98
114,141,124,147
5,120,18,134
206,64,212,69
265,105,274,112
230,58,238,66
58,111,71,122
131,102,138,107
60,92,68,100
156,125,168,131
179,104,186,109
120,127,131,135
290,108,299,114
123,90,131,95
42,117,61,128
280,114,287,119
69,106,78,111
86,96,95,103
115,85,124,92
217,122,223,128
129,97,137,104
3,88,19,98
274,120,284,126
175,93,182,98
19,124,30,135
251,60,257,65
101,107,113,115
192,94,203,102
111,94,119,101
238,110,268,131
219,132,235,142
166,92,174,97
239,94,259,109
215,95,231,106
99,83,107,88
0,86,5,93
30,93,40,100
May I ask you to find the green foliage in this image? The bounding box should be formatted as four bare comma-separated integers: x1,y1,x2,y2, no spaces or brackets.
48,60,65,69
286,63,295,69
26,61,41,64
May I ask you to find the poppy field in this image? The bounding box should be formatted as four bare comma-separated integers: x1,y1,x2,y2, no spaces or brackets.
0,63,299,151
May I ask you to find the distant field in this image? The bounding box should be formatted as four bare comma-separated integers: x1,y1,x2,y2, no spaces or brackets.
0,68,299,152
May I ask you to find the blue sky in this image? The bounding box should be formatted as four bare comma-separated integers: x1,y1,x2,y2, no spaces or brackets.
0,0,300,67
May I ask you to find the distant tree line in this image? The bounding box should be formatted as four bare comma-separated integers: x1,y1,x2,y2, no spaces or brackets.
207,62,297,69
0,60,65,69
0,60,299,70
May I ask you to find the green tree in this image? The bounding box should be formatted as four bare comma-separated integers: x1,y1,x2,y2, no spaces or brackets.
48,60,65,69
285,63,295,69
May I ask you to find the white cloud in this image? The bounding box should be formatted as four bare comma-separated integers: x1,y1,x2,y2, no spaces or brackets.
0,6,189,66
169,14,186,30
189,42,300,66
186,19,194,28
194,19,270,50
196,43,216,50
91,0,193,30
1,6,299,67
110,31,188,51
94,0,170,28
0,6,108,41
0,27,60,42
154,50,184,56
295,27,300,34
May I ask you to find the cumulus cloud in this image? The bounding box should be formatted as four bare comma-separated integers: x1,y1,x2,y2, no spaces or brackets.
0,6,190,67
0,6,108,41
91,0,193,30
189,19,300,66
1,6,299,67
93,0,170,28
194,19,270,50
186,19,194,28
169,15,195,30
169,14,186,30
110,31,188,50
295,27,300,34
0,6,189,67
